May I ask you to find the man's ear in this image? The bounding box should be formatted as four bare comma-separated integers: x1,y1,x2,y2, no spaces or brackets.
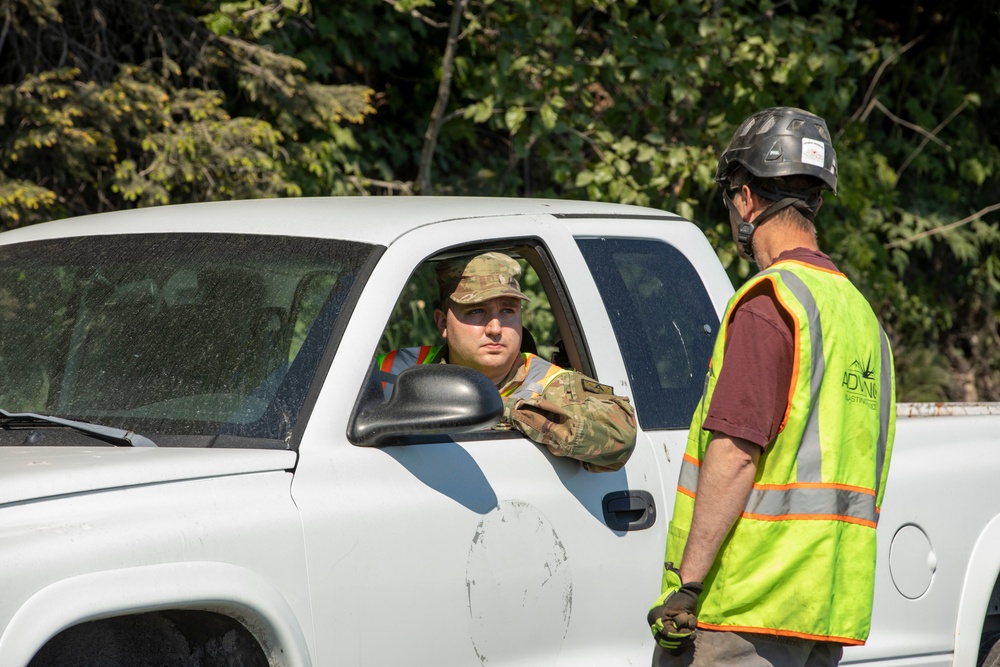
433,308,448,338
740,184,757,220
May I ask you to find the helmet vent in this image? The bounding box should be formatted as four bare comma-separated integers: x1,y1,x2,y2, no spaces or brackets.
814,123,829,140
789,119,804,132
757,115,777,135
739,118,756,137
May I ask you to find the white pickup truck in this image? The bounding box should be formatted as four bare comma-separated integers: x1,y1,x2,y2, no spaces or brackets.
0,197,998,667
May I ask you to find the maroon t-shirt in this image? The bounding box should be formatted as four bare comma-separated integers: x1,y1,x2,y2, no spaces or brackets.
702,248,839,448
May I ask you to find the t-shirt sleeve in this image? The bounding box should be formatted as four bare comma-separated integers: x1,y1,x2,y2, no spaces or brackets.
703,287,794,448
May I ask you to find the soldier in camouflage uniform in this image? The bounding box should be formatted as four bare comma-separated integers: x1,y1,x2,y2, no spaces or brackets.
378,251,636,472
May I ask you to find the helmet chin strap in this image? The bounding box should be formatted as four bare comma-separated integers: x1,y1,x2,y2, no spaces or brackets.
724,189,816,263
724,190,755,262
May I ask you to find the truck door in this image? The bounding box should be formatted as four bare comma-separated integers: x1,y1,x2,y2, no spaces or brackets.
291,215,672,666
566,215,734,505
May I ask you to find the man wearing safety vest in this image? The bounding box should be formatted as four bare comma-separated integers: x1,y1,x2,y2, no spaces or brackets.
378,251,636,472
648,107,896,666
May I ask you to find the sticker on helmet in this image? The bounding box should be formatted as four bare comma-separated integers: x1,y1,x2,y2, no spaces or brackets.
802,138,825,167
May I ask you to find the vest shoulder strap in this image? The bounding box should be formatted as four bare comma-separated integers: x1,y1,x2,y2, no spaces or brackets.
506,354,569,402
378,346,443,399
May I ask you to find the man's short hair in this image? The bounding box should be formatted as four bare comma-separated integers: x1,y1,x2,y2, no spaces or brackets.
727,166,822,233
726,166,824,202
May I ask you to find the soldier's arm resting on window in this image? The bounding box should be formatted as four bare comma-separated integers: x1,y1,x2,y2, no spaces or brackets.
503,371,637,472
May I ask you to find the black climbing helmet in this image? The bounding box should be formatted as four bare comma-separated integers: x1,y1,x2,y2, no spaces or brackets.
715,106,838,195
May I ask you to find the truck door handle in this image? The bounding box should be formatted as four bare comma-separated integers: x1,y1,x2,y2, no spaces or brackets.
602,490,656,531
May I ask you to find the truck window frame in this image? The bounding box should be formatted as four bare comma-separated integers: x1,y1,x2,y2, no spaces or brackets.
576,235,719,431
360,237,597,444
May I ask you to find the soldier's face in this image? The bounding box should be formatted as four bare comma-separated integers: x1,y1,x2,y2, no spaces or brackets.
435,297,523,385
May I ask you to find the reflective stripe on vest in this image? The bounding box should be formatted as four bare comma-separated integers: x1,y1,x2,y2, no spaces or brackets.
664,259,896,645
378,345,442,399
775,269,894,497
679,455,878,525
503,353,568,402
675,268,895,528
376,348,563,403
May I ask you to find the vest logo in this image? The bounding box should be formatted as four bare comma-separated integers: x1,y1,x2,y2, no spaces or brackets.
843,356,878,409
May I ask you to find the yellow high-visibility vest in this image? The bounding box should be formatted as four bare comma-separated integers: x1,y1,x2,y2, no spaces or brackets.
664,259,896,645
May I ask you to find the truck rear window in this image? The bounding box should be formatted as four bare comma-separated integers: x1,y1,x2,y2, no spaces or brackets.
0,233,375,448
576,237,718,430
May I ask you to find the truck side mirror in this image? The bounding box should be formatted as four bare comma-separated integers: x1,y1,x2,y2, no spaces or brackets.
350,364,503,446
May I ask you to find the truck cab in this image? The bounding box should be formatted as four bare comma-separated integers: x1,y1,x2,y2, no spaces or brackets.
0,197,730,666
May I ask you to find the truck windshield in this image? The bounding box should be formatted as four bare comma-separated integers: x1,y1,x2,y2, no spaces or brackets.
0,233,375,449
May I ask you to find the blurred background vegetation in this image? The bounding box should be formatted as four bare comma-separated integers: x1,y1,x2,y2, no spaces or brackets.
1,0,997,402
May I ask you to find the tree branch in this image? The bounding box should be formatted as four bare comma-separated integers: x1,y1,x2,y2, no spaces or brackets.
871,99,949,148
570,128,607,162
239,1,283,24
347,175,414,195
0,1,13,59
417,0,467,194
896,97,970,182
381,0,448,29
884,202,1000,249
851,35,924,123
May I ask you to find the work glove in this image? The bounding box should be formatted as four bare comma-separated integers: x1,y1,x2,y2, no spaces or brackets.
647,564,703,652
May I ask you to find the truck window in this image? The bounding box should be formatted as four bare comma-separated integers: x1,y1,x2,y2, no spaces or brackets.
576,237,718,430
377,253,560,362
0,233,376,448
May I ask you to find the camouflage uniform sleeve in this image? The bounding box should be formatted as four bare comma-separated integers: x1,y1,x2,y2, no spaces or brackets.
503,370,637,472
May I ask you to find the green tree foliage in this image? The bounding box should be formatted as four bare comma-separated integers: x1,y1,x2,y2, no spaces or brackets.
297,0,997,401
1,0,997,401
0,0,374,224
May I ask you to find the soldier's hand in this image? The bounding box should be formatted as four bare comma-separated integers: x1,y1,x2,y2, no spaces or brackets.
647,569,703,652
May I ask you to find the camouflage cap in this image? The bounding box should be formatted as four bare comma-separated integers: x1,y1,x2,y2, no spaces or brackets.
436,252,530,305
